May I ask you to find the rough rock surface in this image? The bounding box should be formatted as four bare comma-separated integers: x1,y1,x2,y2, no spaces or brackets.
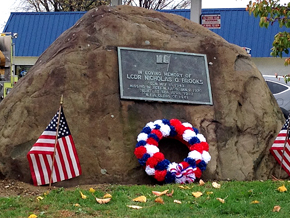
0,5,285,186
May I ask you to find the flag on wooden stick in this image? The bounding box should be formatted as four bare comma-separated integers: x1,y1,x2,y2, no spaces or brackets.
27,106,81,186
270,114,290,176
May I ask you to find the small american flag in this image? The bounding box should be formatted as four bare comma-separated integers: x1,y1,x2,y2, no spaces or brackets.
27,106,81,186
270,115,290,176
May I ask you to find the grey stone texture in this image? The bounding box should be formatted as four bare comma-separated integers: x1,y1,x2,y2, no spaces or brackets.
0,5,285,186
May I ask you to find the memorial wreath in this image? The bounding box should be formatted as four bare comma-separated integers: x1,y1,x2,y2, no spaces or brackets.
134,119,211,184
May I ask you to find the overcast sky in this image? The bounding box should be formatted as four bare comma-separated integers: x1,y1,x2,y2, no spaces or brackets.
1,0,289,31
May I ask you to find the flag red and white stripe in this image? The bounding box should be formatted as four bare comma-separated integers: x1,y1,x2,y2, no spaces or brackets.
27,106,81,186
270,115,290,176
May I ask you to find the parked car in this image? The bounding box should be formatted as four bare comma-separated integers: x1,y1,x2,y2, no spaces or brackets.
263,75,290,119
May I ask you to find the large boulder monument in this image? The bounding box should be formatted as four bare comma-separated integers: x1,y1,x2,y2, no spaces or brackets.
0,5,285,186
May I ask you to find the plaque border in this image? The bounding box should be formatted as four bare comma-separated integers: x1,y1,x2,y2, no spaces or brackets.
118,47,213,105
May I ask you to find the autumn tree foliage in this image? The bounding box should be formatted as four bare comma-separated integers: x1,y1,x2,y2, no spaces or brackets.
247,0,290,82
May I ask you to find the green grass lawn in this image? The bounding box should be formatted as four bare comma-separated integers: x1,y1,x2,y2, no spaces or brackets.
0,180,289,218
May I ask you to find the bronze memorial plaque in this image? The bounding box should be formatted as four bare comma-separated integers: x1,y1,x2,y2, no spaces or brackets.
118,47,212,105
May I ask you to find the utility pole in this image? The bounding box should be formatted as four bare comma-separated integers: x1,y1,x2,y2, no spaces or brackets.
190,0,202,24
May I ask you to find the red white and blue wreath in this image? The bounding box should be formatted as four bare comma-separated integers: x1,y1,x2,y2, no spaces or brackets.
134,119,211,184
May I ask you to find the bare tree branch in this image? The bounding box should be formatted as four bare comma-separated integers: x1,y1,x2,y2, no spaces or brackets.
21,0,189,12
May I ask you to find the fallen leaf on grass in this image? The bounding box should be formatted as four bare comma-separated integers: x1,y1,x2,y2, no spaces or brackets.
174,200,182,204
73,203,80,207
199,179,205,186
79,191,87,199
152,189,169,196
216,198,225,203
192,192,203,198
212,182,221,189
133,195,147,203
28,214,37,218
36,196,44,201
155,197,164,204
273,205,281,212
178,185,191,189
127,205,143,209
43,191,49,196
206,192,213,199
166,189,174,197
103,193,112,198
251,200,260,204
277,185,287,192
89,188,96,193
96,197,111,204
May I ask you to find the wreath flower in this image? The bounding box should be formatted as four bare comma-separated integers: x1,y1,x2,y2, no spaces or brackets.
134,119,211,184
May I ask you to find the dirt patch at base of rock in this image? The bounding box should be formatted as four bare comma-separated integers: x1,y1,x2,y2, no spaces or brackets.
0,179,111,198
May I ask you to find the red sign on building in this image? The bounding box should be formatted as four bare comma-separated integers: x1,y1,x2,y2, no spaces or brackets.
201,14,221,29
